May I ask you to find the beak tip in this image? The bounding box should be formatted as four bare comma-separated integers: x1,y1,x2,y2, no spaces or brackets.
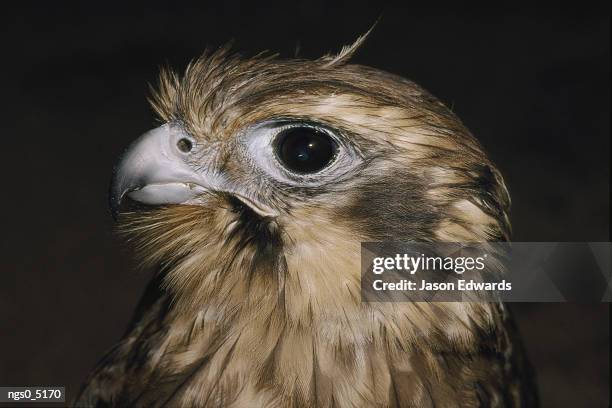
108,181,123,221
109,198,120,222
110,206,119,221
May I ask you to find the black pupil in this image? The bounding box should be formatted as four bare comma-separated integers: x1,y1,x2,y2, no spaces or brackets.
276,127,336,174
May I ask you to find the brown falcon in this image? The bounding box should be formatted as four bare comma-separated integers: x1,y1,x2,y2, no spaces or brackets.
76,34,538,407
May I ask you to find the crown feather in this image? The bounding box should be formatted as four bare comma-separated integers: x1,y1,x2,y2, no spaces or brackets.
319,21,378,67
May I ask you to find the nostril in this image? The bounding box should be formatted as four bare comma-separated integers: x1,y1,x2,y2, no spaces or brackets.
177,138,193,153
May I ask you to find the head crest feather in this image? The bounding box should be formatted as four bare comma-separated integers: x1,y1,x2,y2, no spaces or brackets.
319,20,379,67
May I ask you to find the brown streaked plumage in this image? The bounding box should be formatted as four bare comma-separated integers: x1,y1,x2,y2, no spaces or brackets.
76,35,537,407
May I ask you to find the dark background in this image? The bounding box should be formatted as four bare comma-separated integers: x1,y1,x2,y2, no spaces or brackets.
1,2,609,407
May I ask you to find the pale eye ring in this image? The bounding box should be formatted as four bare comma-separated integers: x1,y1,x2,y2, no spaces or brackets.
241,120,358,187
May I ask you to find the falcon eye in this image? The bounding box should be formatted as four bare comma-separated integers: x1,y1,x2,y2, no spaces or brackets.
275,127,337,174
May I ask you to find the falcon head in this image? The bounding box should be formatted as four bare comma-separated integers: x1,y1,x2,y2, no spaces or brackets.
110,38,510,319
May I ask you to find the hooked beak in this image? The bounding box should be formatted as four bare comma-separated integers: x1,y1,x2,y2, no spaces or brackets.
109,124,277,219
